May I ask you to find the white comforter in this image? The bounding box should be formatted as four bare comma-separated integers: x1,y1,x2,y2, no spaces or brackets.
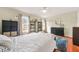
11,32,57,52
0,35,12,49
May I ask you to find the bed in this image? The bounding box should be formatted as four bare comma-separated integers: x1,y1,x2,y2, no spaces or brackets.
0,32,57,52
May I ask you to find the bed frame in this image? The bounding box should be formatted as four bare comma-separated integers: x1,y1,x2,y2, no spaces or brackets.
2,20,18,37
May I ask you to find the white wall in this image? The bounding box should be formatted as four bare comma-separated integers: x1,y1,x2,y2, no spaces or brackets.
47,11,77,37
76,11,79,26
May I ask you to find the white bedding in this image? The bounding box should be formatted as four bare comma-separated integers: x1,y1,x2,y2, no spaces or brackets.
0,35,12,48
0,35,12,52
11,32,57,52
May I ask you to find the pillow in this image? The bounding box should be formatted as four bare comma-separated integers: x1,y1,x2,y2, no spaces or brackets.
0,35,12,49
0,35,11,41
55,36,67,52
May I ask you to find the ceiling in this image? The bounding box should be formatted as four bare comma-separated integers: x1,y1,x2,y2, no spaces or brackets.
13,7,79,18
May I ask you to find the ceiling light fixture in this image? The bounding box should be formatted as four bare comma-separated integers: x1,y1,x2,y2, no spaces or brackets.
41,7,48,13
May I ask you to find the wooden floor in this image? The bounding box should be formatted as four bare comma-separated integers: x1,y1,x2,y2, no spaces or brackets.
65,36,79,52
